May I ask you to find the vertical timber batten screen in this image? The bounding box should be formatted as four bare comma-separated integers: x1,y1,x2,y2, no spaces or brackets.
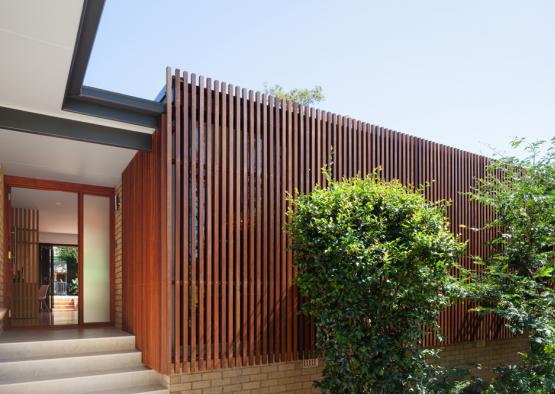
164,68,510,373
122,126,170,374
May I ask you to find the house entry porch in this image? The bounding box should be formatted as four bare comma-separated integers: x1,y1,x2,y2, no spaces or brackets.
0,327,167,393
4,177,114,329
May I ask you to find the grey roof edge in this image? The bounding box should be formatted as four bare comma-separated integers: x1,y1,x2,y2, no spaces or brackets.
61,0,164,131
0,106,152,151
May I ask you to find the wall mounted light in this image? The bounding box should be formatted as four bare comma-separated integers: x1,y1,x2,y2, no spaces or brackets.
115,193,121,211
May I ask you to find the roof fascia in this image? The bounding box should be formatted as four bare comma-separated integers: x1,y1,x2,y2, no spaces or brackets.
0,106,152,151
62,0,164,131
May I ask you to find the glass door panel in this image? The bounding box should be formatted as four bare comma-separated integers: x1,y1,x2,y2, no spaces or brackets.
83,194,110,323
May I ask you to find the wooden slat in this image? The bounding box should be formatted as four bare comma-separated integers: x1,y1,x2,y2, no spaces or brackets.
292,103,299,361
206,77,213,369
190,73,198,371
213,80,220,368
337,115,343,179
227,83,235,366
234,85,241,367
304,106,310,193
316,109,322,185
182,71,190,372
256,91,264,364
268,95,276,362
219,80,227,367
274,96,281,360
286,100,293,361
241,87,248,366
163,69,173,374
280,99,287,360
173,68,182,373
198,75,206,371
256,94,270,363
248,90,255,365
310,107,316,187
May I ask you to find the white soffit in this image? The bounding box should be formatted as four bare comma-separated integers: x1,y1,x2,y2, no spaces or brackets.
11,187,78,235
0,128,135,187
0,0,153,134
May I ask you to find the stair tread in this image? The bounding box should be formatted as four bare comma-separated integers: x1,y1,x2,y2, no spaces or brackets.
0,349,141,364
0,328,132,343
85,385,168,394
0,336,133,345
0,365,152,385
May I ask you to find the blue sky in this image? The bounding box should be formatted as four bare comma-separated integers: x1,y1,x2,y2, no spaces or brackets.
85,0,555,156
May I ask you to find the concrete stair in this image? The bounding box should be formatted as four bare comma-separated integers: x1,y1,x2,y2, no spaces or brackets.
52,297,77,312
0,328,168,394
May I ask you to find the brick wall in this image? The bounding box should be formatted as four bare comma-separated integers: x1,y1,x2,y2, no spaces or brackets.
436,336,529,380
114,183,123,329
163,337,528,393
164,360,322,394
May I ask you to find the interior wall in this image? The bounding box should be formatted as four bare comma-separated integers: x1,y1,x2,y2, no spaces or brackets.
39,232,78,245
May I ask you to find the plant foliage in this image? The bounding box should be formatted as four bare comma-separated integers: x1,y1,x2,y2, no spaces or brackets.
57,246,78,295
466,138,555,393
288,173,465,393
264,84,325,106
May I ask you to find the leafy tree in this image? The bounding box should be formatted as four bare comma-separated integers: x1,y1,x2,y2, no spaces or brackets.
264,84,324,106
288,172,466,393
57,246,78,295
57,246,77,264
67,278,79,296
466,138,555,393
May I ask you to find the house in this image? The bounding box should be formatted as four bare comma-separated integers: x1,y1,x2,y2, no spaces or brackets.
0,1,527,393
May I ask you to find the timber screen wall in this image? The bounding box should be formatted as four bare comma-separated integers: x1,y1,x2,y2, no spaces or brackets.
122,130,165,372
122,68,511,375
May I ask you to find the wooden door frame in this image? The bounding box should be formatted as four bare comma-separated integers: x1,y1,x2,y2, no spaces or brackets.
3,175,115,328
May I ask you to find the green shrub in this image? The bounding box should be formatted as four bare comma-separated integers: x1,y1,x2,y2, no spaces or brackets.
467,138,555,393
288,173,465,393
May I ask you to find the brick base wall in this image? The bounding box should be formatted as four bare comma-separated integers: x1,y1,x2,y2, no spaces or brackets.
163,337,528,393
436,336,529,380
164,360,322,394
114,183,123,329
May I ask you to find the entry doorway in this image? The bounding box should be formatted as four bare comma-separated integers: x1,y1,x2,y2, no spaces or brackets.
39,244,79,325
4,176,115,328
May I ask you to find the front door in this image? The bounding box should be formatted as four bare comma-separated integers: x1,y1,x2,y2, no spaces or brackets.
81,194,112,324
8,188,79,327
4,179,114,328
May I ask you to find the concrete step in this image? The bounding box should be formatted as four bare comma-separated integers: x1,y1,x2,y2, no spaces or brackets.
0,350,142,380
53,300,75,307
0,329,166,393
0,333,136,362
86,384,169,394
0,366,161,394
